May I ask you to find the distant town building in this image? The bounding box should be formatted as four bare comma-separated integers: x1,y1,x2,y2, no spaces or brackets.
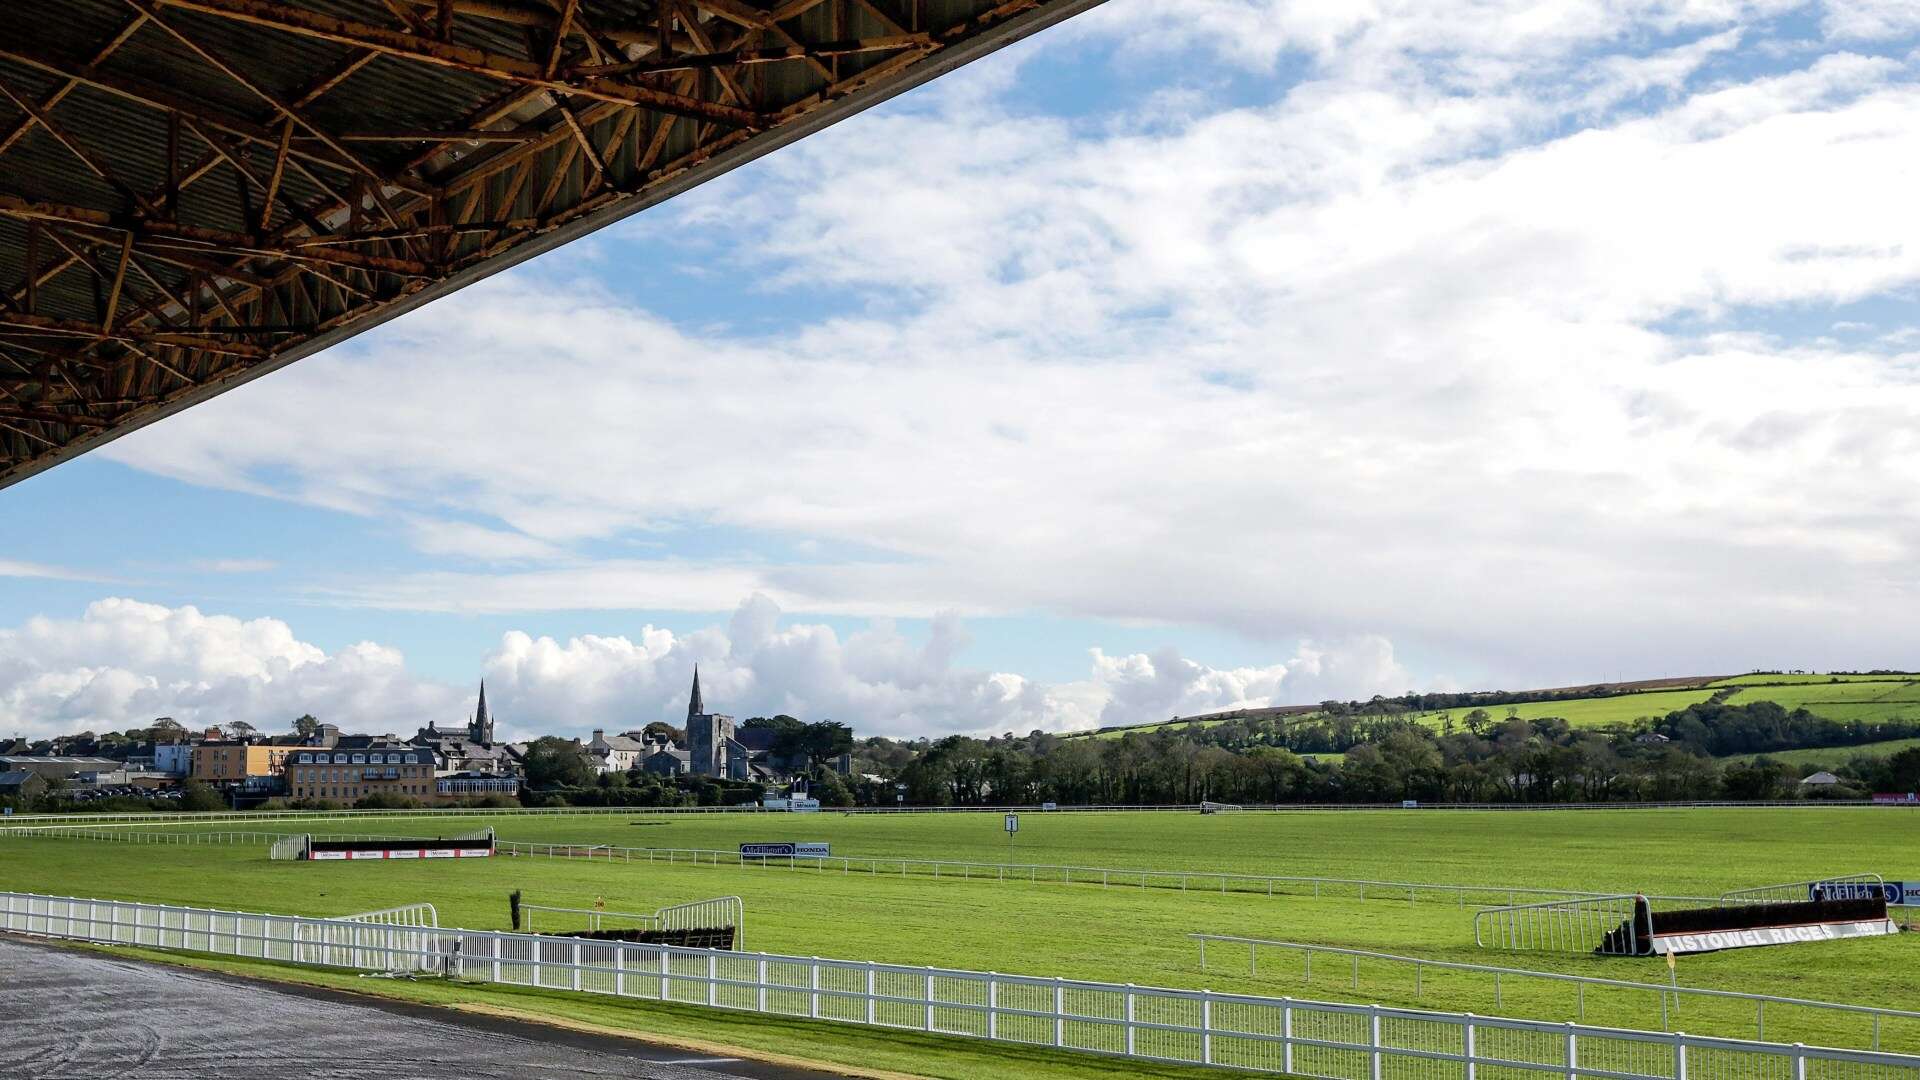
412,681,523,776
152,743,194,777
190,741,297,783
1800,771,1841,787
0,755,126,780
0,770,47,800
285,743,438,803
684,667,750,780
585,729,649,773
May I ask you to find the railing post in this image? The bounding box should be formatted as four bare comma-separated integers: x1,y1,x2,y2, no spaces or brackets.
1125,984,1136,1057
1202,990,1213,1065
1282,998,1294,1076
1674,1032,1688,1080
708,952,717,1007
988,973,998,1039
1464,1014,1476,1080
491,933,501,983
614,944,625,996
1369,1004,1383,1080
1054,978,1065,1048
866,966,876,1025
571,940,582,991
1565,1023,1577,1080
810,958,820,1019
924,970,935,1032
1792,1044,1806,1080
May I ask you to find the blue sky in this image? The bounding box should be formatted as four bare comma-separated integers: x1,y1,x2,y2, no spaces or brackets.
4,0,1920,742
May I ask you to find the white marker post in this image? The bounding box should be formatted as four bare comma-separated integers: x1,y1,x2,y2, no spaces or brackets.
1005,813,1019,859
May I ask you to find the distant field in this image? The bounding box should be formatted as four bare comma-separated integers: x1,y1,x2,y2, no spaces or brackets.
1408,688,1723,730
1726,681,1920,707
1066,676,1920,747
1712,674,1918,687
4,807,1918,1078
1726,737,1920,767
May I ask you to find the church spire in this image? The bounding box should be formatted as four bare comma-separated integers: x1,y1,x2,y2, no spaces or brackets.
471,679,493,743
687,665,704,721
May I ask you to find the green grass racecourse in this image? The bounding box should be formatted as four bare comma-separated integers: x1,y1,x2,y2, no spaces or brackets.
3,808,1917,1077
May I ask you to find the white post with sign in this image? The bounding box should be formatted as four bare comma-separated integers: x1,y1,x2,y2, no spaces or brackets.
1004,813,1018,859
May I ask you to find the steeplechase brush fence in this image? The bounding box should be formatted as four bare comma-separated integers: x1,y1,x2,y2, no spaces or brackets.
5,890,1919,1080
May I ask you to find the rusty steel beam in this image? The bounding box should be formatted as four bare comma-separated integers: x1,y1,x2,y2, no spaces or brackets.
0,0,1106,487
0,193,433,277
151,0,768,127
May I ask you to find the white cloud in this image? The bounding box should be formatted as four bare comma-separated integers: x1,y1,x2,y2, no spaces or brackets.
92,7,1920,687
191,559,278,574
0,559,110,582
0,598,1412,740
0,599,459,740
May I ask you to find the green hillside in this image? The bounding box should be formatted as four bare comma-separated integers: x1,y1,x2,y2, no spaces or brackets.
1065,674,1920,743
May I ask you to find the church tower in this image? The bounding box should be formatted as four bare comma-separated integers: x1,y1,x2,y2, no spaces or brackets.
684,666,733,777
469,680,494,743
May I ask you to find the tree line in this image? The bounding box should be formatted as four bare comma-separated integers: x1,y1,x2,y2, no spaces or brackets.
846,700,1920,806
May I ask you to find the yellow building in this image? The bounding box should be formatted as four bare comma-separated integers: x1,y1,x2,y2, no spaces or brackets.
190,741,297,782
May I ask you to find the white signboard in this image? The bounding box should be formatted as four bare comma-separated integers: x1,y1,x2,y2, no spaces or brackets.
1004,814,1019,835
1808,880,1915,906
1651,918,1899,955
740,842,831,858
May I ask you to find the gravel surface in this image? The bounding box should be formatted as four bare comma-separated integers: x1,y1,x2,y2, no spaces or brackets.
0,936,851,1080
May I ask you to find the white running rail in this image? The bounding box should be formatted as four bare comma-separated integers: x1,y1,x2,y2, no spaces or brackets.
337,902,439,928
5,889,1918,1080
1473,894,1651,955
1191,934,1920,1049
522,895,743,946
1719,875,1884,906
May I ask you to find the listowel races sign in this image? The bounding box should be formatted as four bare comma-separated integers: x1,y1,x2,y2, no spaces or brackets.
740,842,831,858
1651,918,1898,955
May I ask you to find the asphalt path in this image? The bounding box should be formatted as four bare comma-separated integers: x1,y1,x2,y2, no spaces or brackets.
0,935,855,1080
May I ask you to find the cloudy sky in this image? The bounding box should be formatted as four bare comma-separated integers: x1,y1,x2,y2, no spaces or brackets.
4,0,1919,742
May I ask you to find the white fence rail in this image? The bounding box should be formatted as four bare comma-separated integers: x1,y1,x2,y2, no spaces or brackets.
5,890,1919,1080
1192,935,1920,1050
1474,895,1649,955
1720,876,1883,906
0,824,1740,913
521,895,743,946
337,902,439,928
0,800,1906,830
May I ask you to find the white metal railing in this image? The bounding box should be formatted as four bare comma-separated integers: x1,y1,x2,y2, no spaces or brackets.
337,902,439,928
0,824,1738,912
521,895,743,946
5,890,1917,1080
521,903,657,933
1191,935,1920,1050
1719,876,1884,906
489,839,1731,911
0,800,1905,830
1474,895,1650,955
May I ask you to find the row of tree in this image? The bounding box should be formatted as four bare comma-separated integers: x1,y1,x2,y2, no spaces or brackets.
845,701,1920,806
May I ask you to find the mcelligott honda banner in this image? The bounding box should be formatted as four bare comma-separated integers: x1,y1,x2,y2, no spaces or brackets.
740,842,831,858
1652,918,1899,955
